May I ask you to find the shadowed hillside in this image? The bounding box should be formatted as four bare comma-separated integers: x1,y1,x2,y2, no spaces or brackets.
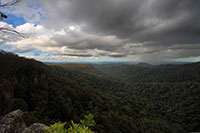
95,63,200,83
1,51,200,132
95,63,200,131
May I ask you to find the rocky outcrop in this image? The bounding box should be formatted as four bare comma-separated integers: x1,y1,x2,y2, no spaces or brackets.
23,123,48,133
0,109,47,133
0,109,26,133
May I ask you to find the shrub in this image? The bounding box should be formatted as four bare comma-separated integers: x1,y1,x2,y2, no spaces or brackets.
45,114,95,133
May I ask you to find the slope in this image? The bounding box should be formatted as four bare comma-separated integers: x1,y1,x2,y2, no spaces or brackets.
0,51,185,132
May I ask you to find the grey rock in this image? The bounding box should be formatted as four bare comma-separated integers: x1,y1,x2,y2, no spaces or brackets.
22,123,48,133
0,109,26,133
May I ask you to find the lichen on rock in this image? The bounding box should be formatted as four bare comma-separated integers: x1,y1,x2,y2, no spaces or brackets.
23,123,48,133
0,109,26,133
0,109,47,133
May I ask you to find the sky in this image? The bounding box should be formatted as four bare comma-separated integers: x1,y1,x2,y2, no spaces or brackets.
0,0,200,64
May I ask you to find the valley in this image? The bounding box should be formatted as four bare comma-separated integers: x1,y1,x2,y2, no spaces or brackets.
0,51,199,132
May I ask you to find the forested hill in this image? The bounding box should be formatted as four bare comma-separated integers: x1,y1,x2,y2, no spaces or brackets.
0,51,199,132
48,63,107,78
95,63,200,131
94,62,200,83
0,51,103,121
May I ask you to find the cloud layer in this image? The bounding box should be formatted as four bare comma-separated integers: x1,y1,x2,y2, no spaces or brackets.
1,0,200,63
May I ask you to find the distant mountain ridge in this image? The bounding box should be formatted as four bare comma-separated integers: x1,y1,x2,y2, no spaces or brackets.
136,62,152,67
94,61,200,83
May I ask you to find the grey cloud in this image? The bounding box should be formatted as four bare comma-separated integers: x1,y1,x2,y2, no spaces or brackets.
55,53,93,57
44,0,200,43
8,0,200,61
109,54,126,58
13,47,35,53
42,0,200,47
51,31,126,52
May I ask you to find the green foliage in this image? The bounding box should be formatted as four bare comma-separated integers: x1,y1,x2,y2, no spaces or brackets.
45,122,67,133
0,51,200,132
95,63,200,83
80,114,95,127
45,114,95,133
67,121,93,133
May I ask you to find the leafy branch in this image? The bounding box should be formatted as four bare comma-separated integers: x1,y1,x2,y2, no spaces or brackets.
0,0,25,39
0,0,21,7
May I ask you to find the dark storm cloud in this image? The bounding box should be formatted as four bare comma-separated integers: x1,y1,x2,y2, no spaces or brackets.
10,0,200,61
63,0,146,37
51,31,126,52
54,0,200,45
42,0,200,48
109,54,125,58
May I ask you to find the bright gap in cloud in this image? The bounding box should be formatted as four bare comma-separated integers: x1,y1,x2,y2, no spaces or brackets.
2,14,26,27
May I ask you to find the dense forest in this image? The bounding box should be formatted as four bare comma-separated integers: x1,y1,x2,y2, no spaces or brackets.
0,50,199,132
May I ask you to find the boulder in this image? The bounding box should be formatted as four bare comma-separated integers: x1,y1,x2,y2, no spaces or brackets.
22,123,48,133
0,109,26,133
0,109,48,133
